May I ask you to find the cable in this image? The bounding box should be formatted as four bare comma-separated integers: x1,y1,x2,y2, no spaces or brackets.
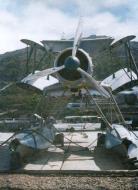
86,88,112,129
108,89,126,124
128,128,138,140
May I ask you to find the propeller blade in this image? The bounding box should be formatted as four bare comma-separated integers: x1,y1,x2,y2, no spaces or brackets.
72,18,83,57
77,67,110,98
23,65,65,81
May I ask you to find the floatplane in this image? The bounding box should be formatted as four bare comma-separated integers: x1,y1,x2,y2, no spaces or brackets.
5,20,138,169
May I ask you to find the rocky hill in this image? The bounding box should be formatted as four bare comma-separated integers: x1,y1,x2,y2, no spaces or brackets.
0,47,54,82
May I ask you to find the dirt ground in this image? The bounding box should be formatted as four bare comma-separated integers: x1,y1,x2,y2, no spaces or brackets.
0,174,137,190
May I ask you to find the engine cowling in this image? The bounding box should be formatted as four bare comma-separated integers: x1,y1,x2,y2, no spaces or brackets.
54,48,93,85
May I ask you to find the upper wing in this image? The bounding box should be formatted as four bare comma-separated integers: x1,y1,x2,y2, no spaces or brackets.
21,39,46,51
41,37,113,56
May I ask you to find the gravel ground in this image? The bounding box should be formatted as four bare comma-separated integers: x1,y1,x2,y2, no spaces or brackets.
0,175,137,190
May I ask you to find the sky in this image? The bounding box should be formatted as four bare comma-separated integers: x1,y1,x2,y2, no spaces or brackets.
0,0,138,53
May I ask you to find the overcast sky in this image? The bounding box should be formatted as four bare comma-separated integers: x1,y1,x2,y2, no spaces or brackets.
0,0,137,53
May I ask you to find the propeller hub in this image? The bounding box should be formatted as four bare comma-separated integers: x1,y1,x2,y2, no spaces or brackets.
64,56,80,70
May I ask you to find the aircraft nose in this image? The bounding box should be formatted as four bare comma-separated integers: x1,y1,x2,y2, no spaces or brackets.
64,56,80,70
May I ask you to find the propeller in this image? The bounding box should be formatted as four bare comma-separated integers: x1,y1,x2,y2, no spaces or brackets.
20,18,110,98
64,18,83,71
23,19,83,81
63,18,110,98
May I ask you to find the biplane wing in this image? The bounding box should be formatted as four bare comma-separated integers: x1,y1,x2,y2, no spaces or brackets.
17,74,59,93
17,73,108,97
101,68,138,93
42,36,113,56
